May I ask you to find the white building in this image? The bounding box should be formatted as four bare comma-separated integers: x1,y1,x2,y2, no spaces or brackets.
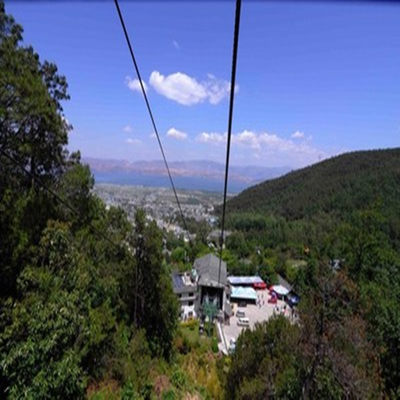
171,271,198,320
171,253,230,321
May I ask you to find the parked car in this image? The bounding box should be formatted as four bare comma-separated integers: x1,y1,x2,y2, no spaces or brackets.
237,317,250,327
236,310,246,318
228,338,236,353
286,293,300,307
238,301,247,308
268,291,278,304
253,282,267,290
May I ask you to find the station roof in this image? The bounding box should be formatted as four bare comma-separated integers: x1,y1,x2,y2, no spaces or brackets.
277,274,293,292
194,253,227,288
230,286,258,301
228,276,264,285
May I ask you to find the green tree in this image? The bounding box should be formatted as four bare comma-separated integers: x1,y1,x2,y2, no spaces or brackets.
0,1,70,186
299,263,381,399
133,209,179,359
226,316,301,400
226,231,250,259
0,1,71,298
0,222,116,398
338,209,400,396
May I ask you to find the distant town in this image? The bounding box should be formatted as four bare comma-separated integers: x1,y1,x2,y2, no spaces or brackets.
93,183,229,238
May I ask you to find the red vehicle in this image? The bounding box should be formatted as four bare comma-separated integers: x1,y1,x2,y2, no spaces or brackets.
268,293,277,304
253,281,267,290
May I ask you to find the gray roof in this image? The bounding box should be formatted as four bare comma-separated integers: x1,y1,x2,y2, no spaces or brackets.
194,253,227,288
277,274,293,292
171,272,197,294
228,276,264,285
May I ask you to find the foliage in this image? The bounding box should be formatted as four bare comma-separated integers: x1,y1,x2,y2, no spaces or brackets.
226,265,382,399
2,2,400,398
226,316,301,399
133,210,179,359
226,148,400,222
298,264,381,399
0,3,178,397
222,148,400,398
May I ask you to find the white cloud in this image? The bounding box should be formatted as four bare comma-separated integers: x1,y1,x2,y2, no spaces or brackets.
126,138,142,145
196,129,328,167
196,132,226,144
149,132,157,139
291,130,305,139
149,71,235,106
167,127,188,140
203,74,234,105
125,76,147,93
123,125,132,133
233,130,261,149
172,40,180,50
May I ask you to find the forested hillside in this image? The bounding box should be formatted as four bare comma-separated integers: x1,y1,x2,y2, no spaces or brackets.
0,5,231,398
221,149,400,398
2,2,400,399
226,149,400,220
0,4,184,398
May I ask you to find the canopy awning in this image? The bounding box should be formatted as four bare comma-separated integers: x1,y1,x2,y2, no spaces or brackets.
271,285,289,296
228,276,264,285
230,286,258,301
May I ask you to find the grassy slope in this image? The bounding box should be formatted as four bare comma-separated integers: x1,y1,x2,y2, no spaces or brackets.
226,148,400,220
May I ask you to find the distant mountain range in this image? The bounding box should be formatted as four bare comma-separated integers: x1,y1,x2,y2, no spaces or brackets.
83,158,291,192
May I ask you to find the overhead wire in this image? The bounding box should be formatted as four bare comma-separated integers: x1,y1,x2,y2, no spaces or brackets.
113,0,192,242
218,0,242,285
1,0,241,324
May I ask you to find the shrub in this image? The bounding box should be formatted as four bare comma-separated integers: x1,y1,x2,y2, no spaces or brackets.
180,319,198,330
162,389,176,400
171,368,187,390
211,337,219,353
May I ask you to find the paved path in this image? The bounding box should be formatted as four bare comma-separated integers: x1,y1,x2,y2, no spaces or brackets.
222,289,291,345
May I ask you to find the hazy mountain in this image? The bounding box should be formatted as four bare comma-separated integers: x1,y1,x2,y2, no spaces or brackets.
84,157,290,192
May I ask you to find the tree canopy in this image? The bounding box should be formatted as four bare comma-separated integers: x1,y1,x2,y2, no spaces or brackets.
0,3,178,397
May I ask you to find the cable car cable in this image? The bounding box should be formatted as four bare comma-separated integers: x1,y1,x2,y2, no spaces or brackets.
113,0,191,242
218,0,242,285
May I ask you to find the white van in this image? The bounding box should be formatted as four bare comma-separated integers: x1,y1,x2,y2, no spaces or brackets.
237,317,250,327
229,338,236,354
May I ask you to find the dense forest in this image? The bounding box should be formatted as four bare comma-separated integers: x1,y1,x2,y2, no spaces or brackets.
1,2,400,399
221,151,400,398
226,148,400,221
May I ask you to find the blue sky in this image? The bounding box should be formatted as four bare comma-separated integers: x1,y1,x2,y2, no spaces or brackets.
7,0,400,168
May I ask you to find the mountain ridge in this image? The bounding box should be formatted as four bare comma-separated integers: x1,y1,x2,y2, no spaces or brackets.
225,147,400,219
84,157,291,192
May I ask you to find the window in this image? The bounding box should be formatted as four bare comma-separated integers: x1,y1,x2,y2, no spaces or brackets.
189,292,194,297
189,301,193,306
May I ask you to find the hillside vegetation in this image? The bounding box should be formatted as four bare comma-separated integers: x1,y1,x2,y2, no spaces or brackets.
0,5,222,398
2,2,400,398
226,149,400,220
219,149,400,398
